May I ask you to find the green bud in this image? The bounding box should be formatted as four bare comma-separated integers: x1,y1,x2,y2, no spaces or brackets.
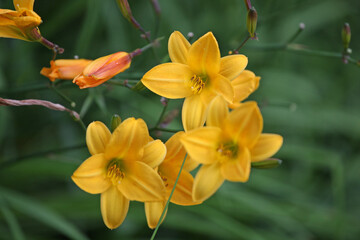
110,114,122,132
251,158,282,169
246,7,258,38
116,0,133,22
342,23,351,49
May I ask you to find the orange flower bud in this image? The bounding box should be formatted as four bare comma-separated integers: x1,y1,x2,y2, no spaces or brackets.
73,52,132,89
40,59,92,82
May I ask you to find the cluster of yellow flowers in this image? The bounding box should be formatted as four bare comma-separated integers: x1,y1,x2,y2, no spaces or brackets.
72,31,283,229
1,0,283,231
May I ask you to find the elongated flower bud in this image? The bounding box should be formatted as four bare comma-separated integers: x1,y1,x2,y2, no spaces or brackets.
251,158,282,169
246,7,258,38
342,23,351,49
110,114,122,132
41,59,92,82
116,0,132,22
73,52,132,89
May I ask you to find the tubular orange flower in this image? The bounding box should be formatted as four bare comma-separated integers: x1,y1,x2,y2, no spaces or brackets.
0,0,42,41
181,97,283,202
145,131,200,229
40,59,92,82
141,31,248,131
71,118,167,229
73,51,133,89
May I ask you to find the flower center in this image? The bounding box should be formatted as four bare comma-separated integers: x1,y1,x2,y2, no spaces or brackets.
107,158,125,185
217,141,238,161
187,74,206,94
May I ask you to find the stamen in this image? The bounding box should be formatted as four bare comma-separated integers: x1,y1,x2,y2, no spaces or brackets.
187,74,205,94
159,172,169,187
107,159,125,185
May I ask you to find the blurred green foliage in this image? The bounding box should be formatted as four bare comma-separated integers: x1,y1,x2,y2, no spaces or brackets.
0,0,359,239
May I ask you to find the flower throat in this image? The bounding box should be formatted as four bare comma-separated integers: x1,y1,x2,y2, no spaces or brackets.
107,158,125,185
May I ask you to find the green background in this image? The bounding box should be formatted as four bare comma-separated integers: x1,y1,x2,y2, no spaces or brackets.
0,0,359,239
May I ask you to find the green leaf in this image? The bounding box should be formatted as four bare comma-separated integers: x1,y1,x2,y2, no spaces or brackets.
0,187,88,240
0,197,25,240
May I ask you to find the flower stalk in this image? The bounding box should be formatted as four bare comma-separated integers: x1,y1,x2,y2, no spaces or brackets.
150,154,188,240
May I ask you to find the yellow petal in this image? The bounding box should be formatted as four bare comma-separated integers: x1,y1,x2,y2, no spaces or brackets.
219,54,248,81
187,32,220,76
105,118,149,161
11,9,41,29
182,95,207,132
71,154,110,194
199,87,217,105
141,63,194,99
0,10,17,16
210,74,234,103
192,162,224,202
118,161,166,201
184,157,200,172
0,25,28,40
145,201,166,229
163,131,198,171
142,139,166,168
231,70,260,104
221,147,251,182
250,134,283,162
181,127,221,164
13,0,34,10
164,131,184,161
226,101,263,147
86,121,111,155
160,164,200,206
101,186,129,229
168,31,190,64
207,96,229,128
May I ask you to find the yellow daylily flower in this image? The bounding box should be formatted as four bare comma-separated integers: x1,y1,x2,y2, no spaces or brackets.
71,118,167,229
141,31,248,131
40,59,92,82
73,51,132,89
181,97,283,202
0,0,42,41
145,131,200,229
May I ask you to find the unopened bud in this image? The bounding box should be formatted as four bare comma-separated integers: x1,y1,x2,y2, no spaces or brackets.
247,7,258,39
110,114,122,132
116,0,133,22
342,23,351,49
299,22,305,30
73,51,131,89
187,32,194,41
251,158,282,169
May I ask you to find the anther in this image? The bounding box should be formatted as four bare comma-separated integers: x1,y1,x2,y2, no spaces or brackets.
187,74,205,94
